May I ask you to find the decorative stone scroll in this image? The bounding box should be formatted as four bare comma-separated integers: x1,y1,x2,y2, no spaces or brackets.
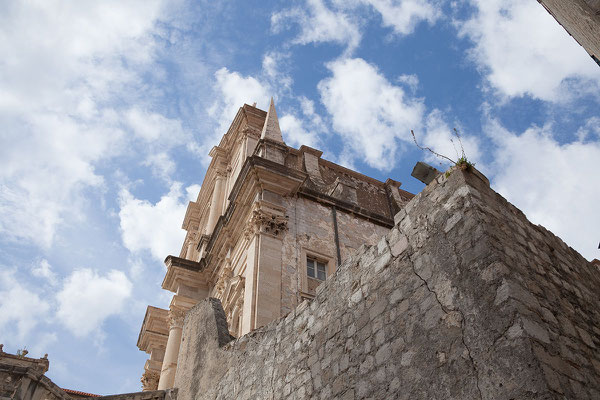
168,307,186,329
141,369,160,391
214,266,233,298
244,209,289,239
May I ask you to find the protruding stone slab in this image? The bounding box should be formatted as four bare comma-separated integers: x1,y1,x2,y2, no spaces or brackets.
411,161,441,185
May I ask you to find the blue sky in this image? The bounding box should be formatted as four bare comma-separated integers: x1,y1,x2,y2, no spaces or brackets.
1,0,599,394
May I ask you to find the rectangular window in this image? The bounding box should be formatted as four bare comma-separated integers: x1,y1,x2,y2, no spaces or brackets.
307,257,327,281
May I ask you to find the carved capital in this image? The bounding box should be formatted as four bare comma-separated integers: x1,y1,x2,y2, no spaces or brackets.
244,209,288,239
242,126,261,140
141,369,160,391
168,308,186,329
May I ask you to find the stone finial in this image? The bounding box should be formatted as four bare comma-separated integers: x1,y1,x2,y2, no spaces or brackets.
260,97,284,143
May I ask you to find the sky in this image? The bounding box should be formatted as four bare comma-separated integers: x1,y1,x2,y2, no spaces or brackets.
0,0,599,395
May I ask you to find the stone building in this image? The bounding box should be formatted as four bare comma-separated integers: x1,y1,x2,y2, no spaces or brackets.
136,99,413,391
537,0,600,65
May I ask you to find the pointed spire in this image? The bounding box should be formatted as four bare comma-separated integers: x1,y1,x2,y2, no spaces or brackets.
260,97,284,143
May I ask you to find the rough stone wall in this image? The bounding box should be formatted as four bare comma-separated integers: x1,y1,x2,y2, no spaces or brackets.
174,167,600,400
538,0,600,60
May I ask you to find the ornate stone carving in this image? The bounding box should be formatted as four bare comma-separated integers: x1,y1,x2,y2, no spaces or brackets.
168,308,186,329
141,369,160,391
242,126,261,140
244,209,289,239
214,266,233,298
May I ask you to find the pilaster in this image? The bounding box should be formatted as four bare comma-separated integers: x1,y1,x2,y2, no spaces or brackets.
240,201,288,335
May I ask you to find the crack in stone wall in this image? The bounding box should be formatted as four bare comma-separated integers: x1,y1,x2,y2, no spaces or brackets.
408,252,483,400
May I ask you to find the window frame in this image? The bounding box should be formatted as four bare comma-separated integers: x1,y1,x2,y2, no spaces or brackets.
300,248,335,299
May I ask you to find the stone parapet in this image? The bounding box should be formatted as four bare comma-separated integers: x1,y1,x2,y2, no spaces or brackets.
172,166,600,399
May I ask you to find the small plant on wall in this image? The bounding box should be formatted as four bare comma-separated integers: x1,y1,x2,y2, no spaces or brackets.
410,128,474,177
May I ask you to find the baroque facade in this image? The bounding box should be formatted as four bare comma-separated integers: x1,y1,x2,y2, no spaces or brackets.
136,99,413,391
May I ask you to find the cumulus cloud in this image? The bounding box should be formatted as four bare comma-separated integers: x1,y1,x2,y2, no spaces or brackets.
459,0,600,101
271,0,361,54
118,183,198,261
0,118,123,247
56,269,133,337
208,67,271,135
31,259,58,286
0,269,51,341
280,114,321,148
421,110,482,168
337,0,440,36
0,1,193,248
318,57,424,170
262,51,293,91
125,108,187,144
488,119,600,260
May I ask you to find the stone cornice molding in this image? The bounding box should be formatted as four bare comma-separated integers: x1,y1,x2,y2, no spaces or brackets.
137,306,169,351
181,201,201,231
162,256,206,293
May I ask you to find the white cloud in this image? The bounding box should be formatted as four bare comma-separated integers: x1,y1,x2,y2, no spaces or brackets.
279,96,328,149
0,269,51,341
0,1,192,248
337,0,440,36
318,57,424,170
209,67,271,135
143,152,177,182
271,0,361,54
118,182,197,261
575,116,600,142
262,51,293,91
396,74,420,93
460,0,600,101
56,268,132,337
31,259,58,286
0,118,123,247
420,109,482,168
125,108,187,144
489,119,600,261
280,114,321,148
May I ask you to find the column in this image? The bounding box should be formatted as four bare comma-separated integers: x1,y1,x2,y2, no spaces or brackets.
205,174,226,234
157,308,185,390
